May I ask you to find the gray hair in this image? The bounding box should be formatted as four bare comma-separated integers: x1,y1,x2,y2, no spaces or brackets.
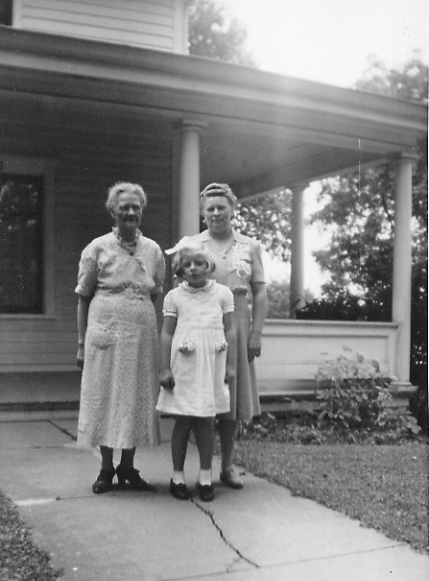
105,182,147,214
199,182,237,214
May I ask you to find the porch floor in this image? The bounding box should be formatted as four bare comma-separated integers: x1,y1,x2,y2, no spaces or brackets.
0,371,296,420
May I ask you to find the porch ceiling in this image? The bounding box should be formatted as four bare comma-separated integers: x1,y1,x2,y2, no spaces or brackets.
0,27,426,198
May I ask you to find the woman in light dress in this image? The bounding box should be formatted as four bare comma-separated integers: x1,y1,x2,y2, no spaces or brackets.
189,183,267,489
76,182,164,494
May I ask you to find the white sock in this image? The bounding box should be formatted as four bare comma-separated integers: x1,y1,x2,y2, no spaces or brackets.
172,471,185,484
199,469,212,486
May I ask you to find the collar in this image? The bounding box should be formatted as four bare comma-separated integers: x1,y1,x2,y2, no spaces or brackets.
197,228,247,244
112,227,142,245
180,279,215,293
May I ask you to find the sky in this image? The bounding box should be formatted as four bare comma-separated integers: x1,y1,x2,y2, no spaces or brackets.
228,0,428,88
226,0,428,292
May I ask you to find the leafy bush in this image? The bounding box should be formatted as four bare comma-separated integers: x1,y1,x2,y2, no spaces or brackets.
266,279,290,319
295,293,388,322
314,347,421,436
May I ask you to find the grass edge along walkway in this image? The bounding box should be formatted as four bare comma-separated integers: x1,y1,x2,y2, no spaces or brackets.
0,491,61,581
234,440,428,554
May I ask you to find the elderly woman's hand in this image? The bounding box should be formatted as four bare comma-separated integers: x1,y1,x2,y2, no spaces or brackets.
248,330,262,362
76,344,84,370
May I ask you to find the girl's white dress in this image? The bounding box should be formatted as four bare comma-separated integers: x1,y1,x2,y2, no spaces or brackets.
156,280,234,417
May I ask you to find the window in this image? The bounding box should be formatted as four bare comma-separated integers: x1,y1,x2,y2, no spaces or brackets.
0,0,12,25
0,174,44,313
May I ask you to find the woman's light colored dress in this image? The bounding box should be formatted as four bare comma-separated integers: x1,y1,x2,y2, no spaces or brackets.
156,280,234,417
75,230,165,448
190,229,266,420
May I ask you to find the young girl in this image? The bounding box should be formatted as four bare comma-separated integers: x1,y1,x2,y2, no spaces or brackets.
156,240,236,502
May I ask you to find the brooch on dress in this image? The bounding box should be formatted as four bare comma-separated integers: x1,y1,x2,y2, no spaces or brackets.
231,245,252,278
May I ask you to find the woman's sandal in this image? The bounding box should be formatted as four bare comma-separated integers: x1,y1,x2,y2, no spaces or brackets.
169,479,191,501
197,482,214,502
220,468,244,489
116,465,157,492
92,468,116,494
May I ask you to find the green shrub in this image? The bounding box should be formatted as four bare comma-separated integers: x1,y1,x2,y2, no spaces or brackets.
314,347,421,435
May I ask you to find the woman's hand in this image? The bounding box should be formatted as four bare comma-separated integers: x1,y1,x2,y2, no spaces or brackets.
248,330,262,362
76,344,84,370
225,363,236,385
160,368,175,390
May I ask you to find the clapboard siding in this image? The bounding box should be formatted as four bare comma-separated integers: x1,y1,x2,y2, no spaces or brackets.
14,0,187,53
0,107,173,371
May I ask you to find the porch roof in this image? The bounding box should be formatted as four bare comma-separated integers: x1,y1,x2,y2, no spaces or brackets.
0,27,426,197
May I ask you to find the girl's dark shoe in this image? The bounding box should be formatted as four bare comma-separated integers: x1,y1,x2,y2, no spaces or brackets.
116,465,156,491
169,479,191,500
92,468,116,494
197,482,214,502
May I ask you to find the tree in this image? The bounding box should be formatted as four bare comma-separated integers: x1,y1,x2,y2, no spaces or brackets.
189,1,293,265
308,57,428,380
233,189,292,263
188,0,255,66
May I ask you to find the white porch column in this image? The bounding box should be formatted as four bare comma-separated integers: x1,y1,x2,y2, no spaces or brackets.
176,120,204,238
392,153,418,383
289,183,307,317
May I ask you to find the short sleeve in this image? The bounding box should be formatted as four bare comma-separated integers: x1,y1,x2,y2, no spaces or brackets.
75,242,98,297
220,285,234,314
152,244,165,295
250,240,266,284
162,290,178,318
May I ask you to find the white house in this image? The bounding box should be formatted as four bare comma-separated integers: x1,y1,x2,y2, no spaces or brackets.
0,0,426,400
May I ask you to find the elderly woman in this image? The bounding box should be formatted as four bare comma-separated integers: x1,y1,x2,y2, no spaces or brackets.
190,182,267,489
76,182,165,494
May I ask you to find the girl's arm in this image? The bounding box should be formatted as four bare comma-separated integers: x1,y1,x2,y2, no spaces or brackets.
159,315,177,390
76,294,91,369
248,281,268,361
223,311,237,385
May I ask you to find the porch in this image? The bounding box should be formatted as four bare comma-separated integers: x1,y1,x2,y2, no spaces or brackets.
0,27,427,389
0,318,412,420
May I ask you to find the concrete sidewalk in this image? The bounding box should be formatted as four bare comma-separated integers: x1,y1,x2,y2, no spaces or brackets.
1,417,428,581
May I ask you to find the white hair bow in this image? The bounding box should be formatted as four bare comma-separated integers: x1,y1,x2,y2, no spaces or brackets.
165,236,193,255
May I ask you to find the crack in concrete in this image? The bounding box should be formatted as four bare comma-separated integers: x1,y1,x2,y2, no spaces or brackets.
191,499,259,569
49,420,77,441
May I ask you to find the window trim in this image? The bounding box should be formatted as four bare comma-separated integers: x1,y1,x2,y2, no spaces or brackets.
0,0,13,26
0,155,58,318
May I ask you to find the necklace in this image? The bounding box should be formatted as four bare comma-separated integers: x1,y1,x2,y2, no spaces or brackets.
113,227,141,255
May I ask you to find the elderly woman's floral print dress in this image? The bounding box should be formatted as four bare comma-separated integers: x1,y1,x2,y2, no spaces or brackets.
75,230,165,448
156,280,234,417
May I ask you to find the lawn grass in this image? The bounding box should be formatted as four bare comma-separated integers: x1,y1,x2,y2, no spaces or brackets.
0,491,61,581
234,439,428,554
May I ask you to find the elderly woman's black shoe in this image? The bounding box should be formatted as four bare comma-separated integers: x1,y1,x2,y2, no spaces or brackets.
116,465,156,491
92,468,116,494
